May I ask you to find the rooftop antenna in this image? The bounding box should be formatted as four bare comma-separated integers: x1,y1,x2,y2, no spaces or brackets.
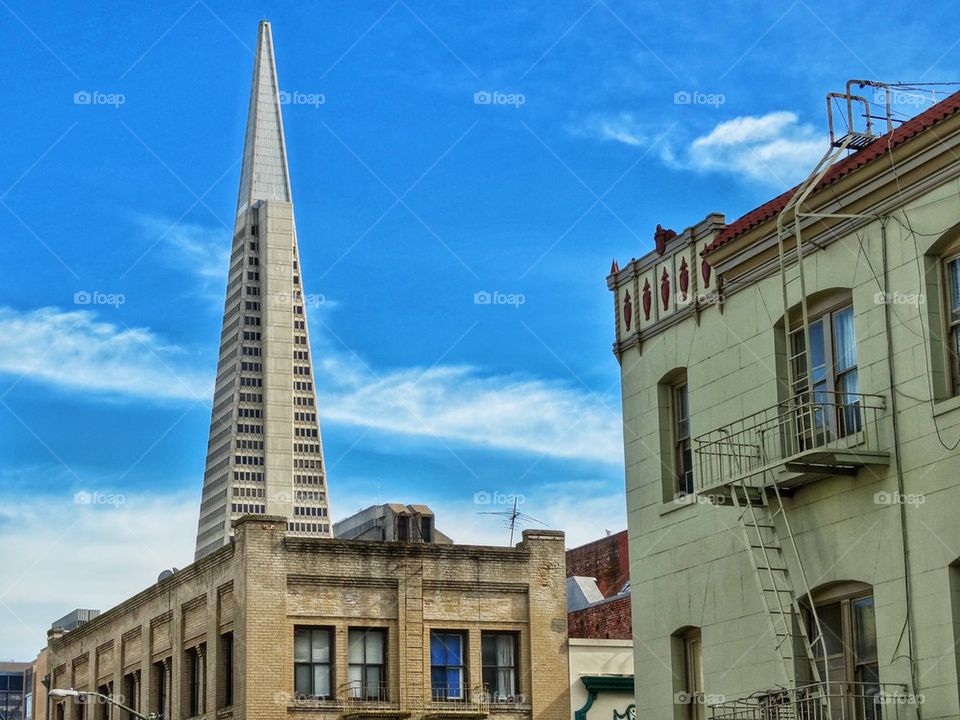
478,496,546,545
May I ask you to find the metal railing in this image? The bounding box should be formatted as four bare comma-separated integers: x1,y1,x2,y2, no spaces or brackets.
694,391,886,493
708,683,910,720
339,680,395,712
425,683,489,715
331,681,490,717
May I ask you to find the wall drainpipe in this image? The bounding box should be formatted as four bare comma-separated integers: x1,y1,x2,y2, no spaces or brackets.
880,216,922,718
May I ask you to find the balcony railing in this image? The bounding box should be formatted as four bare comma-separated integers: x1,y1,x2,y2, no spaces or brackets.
339,680,398,716
330,682,489,719
694,391,888,495
424,684,490,717
708,682,910,720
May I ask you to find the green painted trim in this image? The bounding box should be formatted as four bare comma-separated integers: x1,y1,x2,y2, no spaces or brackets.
573,690,597,720
581,675,635,693
574,675,635,720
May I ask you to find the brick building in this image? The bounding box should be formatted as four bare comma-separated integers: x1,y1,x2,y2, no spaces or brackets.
47,518,569,720
566,532,631,641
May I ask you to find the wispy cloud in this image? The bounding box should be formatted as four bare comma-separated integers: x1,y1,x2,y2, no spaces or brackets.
0,307,210,400
573,109,826,186
331,485,626,549
317,359,623,464
0,305,620,463
568,112,647,147
0,491,198,660
136,215,230,294
678,111,825,184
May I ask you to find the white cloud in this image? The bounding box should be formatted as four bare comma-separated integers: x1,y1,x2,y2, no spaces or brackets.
570,112,647,147
0,303,620,462
331,486,626,549
0,307,210,401
316,359,623,465
0,491,198,660
136,215,230,292
677,111,826,185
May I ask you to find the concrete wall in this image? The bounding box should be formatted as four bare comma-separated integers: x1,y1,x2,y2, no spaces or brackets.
614,166,960,717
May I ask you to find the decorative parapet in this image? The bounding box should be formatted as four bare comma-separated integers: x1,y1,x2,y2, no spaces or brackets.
607,213,725,360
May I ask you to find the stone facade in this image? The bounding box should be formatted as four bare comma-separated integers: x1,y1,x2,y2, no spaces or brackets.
609,91,960,719
47,519,569,720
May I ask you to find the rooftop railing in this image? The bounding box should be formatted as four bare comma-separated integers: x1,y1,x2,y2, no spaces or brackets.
694,391,887,494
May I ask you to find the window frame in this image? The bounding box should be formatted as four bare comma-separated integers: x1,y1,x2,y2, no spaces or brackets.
186,645,204,717
788,302,860,440
294,626,334,700
805,586,879,719
481,631,519,702
943,251,960,396
430,630,468,701
672,382,693,498
347,628,387,701
222,632,234,708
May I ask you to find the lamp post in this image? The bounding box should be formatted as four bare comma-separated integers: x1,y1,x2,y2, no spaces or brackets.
48,689,158,720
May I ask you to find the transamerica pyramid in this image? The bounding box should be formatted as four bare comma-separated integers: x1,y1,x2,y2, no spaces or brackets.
195,20,331,559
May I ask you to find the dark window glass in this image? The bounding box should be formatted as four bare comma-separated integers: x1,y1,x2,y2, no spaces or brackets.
294,627,332,698
481,633,517,701
348,629,386,700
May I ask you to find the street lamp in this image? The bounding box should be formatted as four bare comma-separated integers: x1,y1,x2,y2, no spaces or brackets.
49,688,159,720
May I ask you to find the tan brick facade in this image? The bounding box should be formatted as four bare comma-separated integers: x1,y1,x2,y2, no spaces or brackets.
47,519,569,720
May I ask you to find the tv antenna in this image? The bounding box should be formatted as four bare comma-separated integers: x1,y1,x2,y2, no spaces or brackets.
479,496,546,545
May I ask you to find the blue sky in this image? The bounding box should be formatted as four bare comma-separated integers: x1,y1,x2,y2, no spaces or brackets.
1,0,958,660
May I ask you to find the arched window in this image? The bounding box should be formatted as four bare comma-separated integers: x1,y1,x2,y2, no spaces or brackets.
923,223,960,399
802,581,878,715
671,627,703,720
658,369,692,501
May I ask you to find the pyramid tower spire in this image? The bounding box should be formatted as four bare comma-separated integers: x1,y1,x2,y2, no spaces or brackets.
195,20,331,560
237,20,291,214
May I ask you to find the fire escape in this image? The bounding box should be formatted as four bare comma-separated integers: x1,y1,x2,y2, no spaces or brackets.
693,82,908,720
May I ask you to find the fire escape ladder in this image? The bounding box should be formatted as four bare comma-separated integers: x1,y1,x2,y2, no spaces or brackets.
730,478,826,692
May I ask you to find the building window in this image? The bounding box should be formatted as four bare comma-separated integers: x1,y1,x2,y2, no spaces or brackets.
152,661,166,719
672,628,703,720
96,684,111,720
673,382,693,497
397,515,409,542
806,584,879,718
186,646,205,717
790,304,860,439
481,632,518,701
222,632,234,707
945,254,960,395
430,631,466,700
294,627,332,699
123,673,137,719
348,629,386,700
421,516,433,543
